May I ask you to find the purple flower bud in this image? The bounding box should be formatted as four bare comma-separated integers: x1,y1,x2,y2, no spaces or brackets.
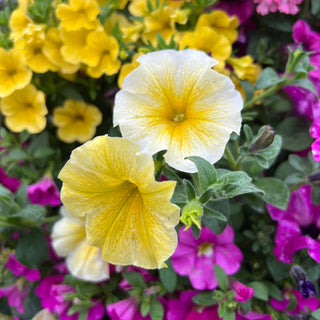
290,265,317,299
248,125,275,154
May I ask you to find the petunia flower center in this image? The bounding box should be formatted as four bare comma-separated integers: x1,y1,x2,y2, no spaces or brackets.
198,242,213,257
73,114,85,122
300,223,320,239
173,113,185,123
7,69,17,77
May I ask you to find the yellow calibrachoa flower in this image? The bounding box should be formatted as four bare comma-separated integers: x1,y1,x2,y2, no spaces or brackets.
43,27,80,74
0,48,32,98
82,30,121,77
52,207,110,282
117,52,143,88
56,0,100,31
196,10,239,44
59,135,179,269
52,99,102,143
0,84,47,134
113,49,243,172
9,7,32,41
179,26,231,71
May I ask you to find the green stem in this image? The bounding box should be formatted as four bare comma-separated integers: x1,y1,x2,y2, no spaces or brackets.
0,218,31,229
224,145,237,170
190,173,202,195
44,216,59,224
245,75,299,108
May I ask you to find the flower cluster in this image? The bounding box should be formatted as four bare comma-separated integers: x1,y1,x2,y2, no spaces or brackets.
0,0,320,320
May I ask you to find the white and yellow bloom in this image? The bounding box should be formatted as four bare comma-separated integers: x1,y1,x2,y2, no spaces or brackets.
58,135,179,269
113,49,243,172
51,207,110,282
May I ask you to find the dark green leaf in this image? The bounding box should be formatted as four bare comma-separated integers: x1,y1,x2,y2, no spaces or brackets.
240,80,254,101
183,179,196,201
123,271,147,289
192,292,217,306
33,147,55,158
290,78,318,98
202,215,227,234
12,205,46,226
312,309,320,320
141,297,150,317
286,293,297,311
254,178,290,210
311,186,320,206
198,189,214,203
191,224,201,239
60,86,83,100
223,309,235,320
288,154,308,172
15,229,49,268
214,265,229,292
249,281,269,301
203,206,227,221
150,296,164,320
159,259,177,293
255,68,280,89
312,0,320,14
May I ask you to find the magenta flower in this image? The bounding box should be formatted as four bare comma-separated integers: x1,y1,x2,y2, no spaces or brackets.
253,0,304,15
236,311,272,320
270,289,319,314
27,177,61,206
106,297,151,320
171,226,243,290
6,253,40,281
267,185,320,263
167,290,219,320
230,281,254,303
0,167,21,193
0,281,28,313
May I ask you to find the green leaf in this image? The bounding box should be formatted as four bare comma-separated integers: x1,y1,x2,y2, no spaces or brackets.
183,179,196,201
288,154,308,172
286,293,297,311
254,178,290,210
243,124,254,142
159,259,177,293
311,186,320,206
266,256,289,283
223,310,235,320
202,215,227,234
60,86,83,100
198,189,214,203
150,296,164,320
312,309,320,320
140,297,150,317
9,148,30,161
203,206,227,221
312,0,320,14
33,147,55,158
191,224,201,239
187,156,217,191
15,229,49,268
290,78,318,98
16,183,28,207
266,282,283,301
214,265,229,292
123,271,147,289
249,281,269,301
12,204,46,226
17,288,42,320
240,80,254,101
192,292,217,306
255,67,280,89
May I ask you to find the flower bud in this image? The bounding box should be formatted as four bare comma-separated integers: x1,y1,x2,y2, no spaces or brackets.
248,125,275,154
180,200,202,230
308,169,320,182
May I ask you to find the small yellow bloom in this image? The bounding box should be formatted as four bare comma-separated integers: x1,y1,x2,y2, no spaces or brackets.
196,10,239,44
114,49,243,172
59,135,179,269
56,0,100,31
129,0,184,17
0,84,47,134
53,99,102,143
0,48,32,98
82,30,121,77
9,7,32,41
43,27,80,74
118,52,143,88
179,26,231,70
52,207,110,282
60,28,93,64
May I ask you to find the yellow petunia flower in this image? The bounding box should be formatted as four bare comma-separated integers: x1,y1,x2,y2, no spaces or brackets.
179,26,231,71
113,49,243,173
53,99,102,143
56,0,100,31
60,27,93,64
52,207,110,282
0,48,32,98
0,84,47,134
196,10,239,44
58,135,180,269
42,27,80,74
82,30,121,78
9,7,32,41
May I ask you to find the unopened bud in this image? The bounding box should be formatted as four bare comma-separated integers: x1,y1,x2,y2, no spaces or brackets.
248,125,275,154
180,200,202,230
290,265,317,299
308,169,320,182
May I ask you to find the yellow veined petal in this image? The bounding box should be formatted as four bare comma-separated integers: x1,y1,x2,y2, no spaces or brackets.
59,135,179,269
113,49,243,172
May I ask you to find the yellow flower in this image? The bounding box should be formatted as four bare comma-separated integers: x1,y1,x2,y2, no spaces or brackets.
82,30,121,77
53,99,102,143
113,49,243,172
0,84,47,134
42,27,80,74
0,48,32,98
117,52,143,88
59,135,179,269
60,28,93,64
9,7,32,41
179,26,231,70
52,207,110,282
196,10,239,44
129,0,184,17
56,0,100,31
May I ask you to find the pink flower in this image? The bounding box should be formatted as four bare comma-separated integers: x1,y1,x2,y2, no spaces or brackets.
236,311,272,320
267,185,320,263
6,253,40,281
106,297,151,320
0,281,28,313
167,290,219,320
230,281,254,303
27,177,61,206
171,226,243,290
0,167,21,193
270,289,319,314
253,0,304,15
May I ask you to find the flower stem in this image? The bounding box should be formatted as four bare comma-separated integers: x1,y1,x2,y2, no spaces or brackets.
224,145,237,170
